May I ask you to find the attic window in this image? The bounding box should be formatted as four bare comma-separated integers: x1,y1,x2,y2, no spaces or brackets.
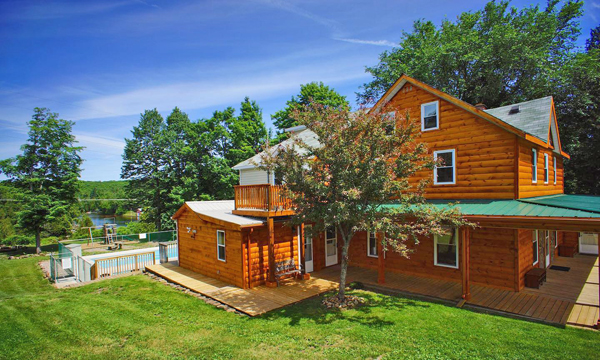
508,105,520,114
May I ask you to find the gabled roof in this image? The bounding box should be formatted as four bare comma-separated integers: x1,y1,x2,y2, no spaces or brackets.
484,96,553,143
232,127,320,170
372,74,566,155
172,200,264,229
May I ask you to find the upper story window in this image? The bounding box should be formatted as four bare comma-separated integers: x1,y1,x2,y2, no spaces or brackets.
367,231,378,258
531,149,537,183
433,149,456,185
434,229,458,268
382,111,396,135
421,101,439,131
553,157,557,184
217,230,226,262
544,153,549,184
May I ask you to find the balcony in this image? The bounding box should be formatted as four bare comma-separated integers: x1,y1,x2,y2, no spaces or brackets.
233,184,295,217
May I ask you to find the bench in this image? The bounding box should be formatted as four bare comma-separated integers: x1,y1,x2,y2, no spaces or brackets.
274,259,302,285
524,268,546,289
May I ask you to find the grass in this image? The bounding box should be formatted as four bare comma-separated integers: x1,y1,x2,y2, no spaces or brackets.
0,254,599,359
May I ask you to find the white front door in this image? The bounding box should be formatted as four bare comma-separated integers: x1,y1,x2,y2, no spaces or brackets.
579,233,599,255
325,226,338,267
304,225,314,273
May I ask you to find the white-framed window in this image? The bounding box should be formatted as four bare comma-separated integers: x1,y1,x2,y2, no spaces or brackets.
544,153,549,184
325,225,337,257
434,229,458,269
532,230,539,265
532,149,537,183
367,231,378,258
553,157,557,184
217,230,226,262
433,149,456,185
382,111,396,135
421,101,439,131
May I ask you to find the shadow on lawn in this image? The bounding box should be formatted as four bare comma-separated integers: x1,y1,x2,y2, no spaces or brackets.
258,287,430,327
1,244,58,257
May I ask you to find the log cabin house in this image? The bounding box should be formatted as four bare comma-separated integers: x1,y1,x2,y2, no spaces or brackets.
171,74,600,326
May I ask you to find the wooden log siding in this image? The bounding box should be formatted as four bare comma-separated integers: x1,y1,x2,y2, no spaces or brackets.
380,83,567,200
243,222,299,288
517,138,564,198
348,226,518,291
177,208,244,288
234,184,293,212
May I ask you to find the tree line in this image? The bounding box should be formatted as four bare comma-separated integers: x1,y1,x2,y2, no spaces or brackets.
122,86,348,231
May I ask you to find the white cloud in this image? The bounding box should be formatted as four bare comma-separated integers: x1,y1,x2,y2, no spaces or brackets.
68,60,369,121
256,0,342,35
334,38,396,47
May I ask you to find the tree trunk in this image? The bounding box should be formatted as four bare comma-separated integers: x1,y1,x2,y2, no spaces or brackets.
338,239,351,301
35,229,41,254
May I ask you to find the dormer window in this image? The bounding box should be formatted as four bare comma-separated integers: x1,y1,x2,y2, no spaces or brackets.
553,157,557,184
421,101,439,131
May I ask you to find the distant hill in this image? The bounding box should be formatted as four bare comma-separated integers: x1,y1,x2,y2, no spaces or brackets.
78,180,129,200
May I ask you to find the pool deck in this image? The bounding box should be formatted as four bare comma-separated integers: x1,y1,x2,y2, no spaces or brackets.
145,263,338,316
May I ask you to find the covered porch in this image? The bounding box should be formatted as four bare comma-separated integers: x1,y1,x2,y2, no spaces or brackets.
314,252,599,329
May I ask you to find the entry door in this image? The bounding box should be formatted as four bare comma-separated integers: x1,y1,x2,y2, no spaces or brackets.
325,225,338,267
579,233,599,255
304,225,314,273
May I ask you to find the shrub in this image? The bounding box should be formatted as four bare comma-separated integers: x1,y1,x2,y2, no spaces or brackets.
1,235,34,247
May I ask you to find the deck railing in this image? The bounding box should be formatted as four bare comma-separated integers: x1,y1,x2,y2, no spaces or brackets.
90,251,156,280
234,184,293,212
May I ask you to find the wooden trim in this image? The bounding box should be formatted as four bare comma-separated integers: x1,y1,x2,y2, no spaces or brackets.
377,232,385,284
371,74,528,138
232,209,295,218
514,135,520,199
267,217,275,283
468,216,600,232
513,229,520,291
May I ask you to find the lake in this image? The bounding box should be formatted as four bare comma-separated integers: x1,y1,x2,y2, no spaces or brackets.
87,213,138,228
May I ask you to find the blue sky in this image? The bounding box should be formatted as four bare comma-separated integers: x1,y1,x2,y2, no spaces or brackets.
1,0,598,181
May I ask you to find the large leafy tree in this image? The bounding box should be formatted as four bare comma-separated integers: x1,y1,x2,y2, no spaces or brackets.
0,108,83,253
272,82,349,142
123,98,268,228
121,109,169,230
357,0,582,108
555,29,600,194
260,104,471,301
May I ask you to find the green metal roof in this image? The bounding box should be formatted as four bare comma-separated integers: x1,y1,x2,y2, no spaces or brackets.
382,198,600,218
518,194,600,214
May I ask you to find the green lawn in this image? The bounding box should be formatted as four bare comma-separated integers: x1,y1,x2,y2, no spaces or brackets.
0,255,598,359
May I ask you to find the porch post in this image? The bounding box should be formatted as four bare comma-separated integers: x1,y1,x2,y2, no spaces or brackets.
300,224,305,274
377,232,385,284
461,227,471,301
267,217,276,286
597,232,600,329
247,229,253,289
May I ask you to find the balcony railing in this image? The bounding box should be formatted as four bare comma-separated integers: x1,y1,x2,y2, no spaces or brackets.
234,184,293,215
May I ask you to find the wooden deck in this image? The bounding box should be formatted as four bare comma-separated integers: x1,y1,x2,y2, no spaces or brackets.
315,254,599,330
145,263,337,316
